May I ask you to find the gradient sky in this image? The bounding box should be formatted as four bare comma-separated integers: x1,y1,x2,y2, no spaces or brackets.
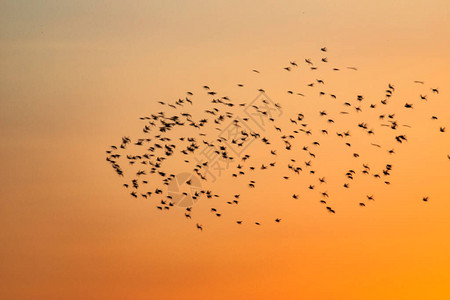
1,1,450,299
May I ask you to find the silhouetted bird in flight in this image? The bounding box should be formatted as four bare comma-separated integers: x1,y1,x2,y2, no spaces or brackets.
105,46,447,230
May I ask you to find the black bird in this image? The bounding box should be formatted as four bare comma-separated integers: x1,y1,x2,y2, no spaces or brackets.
106,53,447,232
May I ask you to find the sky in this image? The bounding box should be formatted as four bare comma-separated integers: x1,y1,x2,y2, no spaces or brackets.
1,1,450,299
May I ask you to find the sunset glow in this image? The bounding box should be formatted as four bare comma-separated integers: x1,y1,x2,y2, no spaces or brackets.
1,1,450,299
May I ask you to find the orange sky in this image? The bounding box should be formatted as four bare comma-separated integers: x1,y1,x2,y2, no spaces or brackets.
1,1,450,299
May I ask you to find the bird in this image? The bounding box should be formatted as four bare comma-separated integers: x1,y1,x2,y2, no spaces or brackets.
105,47,448,231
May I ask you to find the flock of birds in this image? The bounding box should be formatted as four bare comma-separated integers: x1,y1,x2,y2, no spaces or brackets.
106,47,448,231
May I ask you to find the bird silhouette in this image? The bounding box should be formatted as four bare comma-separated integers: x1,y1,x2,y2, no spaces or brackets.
105,46,448,230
